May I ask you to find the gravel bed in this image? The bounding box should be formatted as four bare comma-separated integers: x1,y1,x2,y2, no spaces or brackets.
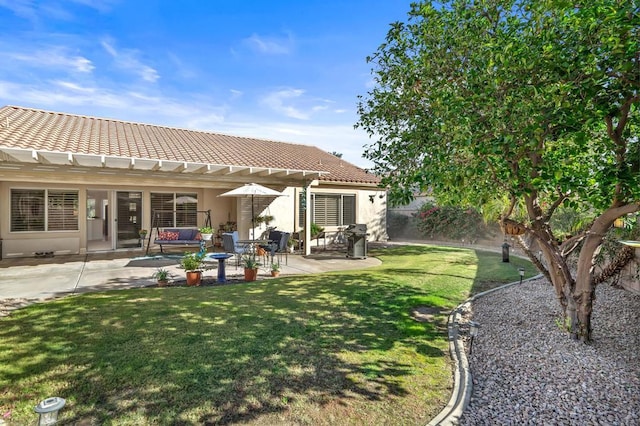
460,278,640,425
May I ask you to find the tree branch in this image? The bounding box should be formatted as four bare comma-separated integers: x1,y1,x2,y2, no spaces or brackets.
543,189,569,222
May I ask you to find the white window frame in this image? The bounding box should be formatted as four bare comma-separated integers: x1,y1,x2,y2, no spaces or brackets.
10,188,79,232
299,193,356,227
150,192,198,228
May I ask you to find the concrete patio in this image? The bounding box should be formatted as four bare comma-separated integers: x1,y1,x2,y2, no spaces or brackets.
0,247,381,302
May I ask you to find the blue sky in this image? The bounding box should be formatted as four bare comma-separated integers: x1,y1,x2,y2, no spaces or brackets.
0,0,411,168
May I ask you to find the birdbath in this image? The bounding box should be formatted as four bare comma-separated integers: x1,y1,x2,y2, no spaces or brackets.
205,253,233,283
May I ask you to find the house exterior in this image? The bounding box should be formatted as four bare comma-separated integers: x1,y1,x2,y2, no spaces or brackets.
0,105,386,258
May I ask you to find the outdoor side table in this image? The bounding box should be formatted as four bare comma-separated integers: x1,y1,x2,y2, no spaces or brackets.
205,253,233,283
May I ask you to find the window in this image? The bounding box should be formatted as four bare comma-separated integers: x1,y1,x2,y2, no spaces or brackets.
150,192,198,227
11,189,79,232
299,193,356,227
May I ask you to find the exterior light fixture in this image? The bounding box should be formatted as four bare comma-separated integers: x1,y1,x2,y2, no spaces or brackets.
368,194,375,203
468,321,480,354
518,267,525,284
34,397,65,425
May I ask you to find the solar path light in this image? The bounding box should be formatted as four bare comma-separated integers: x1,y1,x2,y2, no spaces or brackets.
34,397,65,425
468,321,480,355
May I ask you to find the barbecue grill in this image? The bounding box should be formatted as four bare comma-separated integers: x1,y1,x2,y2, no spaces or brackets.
345,223,368,259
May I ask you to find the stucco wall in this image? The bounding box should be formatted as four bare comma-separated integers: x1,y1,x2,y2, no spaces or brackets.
1,181,387,258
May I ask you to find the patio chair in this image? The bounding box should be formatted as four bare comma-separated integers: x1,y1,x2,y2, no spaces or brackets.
221,231,248,267
261,230,290,265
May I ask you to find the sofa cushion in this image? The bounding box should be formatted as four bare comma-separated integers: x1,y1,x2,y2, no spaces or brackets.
178,229,200,241
158,231,180,241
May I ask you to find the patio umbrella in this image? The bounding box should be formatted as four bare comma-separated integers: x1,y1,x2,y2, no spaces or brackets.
169,195,198,205
218,183,286,239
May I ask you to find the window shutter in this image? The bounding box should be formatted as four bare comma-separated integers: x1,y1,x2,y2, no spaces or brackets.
314,195,339,226
176,193,197,227
11,189,45,232
342,195,355,225
151,193,197,227
151,193,174,227
48,191,79,231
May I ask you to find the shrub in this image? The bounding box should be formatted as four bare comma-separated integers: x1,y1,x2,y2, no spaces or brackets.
386,212,413,239
413,202,490,242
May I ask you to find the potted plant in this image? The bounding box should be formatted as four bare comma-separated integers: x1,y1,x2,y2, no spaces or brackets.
254,214,275,226
263,215,274,226
139,229,148,239
199,226,214,242
270,262,281,277
310,222,325,239
242,255,261,282
180,252,205,286
153,268,170,287
287,237,298,253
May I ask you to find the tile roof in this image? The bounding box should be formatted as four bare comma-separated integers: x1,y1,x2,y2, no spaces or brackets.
0,105,380,185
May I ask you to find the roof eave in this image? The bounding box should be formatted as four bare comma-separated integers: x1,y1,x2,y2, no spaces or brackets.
0,147,328,181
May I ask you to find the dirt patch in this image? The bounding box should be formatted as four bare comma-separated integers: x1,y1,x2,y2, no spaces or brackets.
410,306,449,322
0,298,40,317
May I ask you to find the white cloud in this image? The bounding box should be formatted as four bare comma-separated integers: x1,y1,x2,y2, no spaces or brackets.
229,89,243,100
212,120,373,169
0,78,371,167
0,79,205,118
243,33,293,55
53,80,96,93
101,38,159,83
10,49,94,73
0,79,127,108
185,112,226,129
261,88,309,120
260,89,340,121
0,0,39,21
167,52,197,79
69,0,118,13
0,0,117,22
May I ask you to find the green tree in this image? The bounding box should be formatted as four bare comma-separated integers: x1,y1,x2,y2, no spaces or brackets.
357,0,639,342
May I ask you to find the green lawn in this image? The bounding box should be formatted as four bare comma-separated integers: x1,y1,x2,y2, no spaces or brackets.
0,245,535,425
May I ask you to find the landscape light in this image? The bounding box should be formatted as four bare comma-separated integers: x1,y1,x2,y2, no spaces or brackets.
34,397,65,426
468,321,480,354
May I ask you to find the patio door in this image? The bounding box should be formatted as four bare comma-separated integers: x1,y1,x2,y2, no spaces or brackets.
116,191,143,249
86,190,111,252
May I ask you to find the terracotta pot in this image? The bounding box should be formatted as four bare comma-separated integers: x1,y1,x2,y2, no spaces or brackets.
244,268,259,282
186,271,202,286
157,279,169,287
270,271,280,277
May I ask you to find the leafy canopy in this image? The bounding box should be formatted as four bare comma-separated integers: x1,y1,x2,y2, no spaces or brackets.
357,0,639,217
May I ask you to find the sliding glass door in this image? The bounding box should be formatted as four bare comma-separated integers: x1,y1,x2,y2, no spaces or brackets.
116,191,143,249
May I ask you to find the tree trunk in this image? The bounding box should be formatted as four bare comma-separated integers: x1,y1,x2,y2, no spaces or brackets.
570,205,639,342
